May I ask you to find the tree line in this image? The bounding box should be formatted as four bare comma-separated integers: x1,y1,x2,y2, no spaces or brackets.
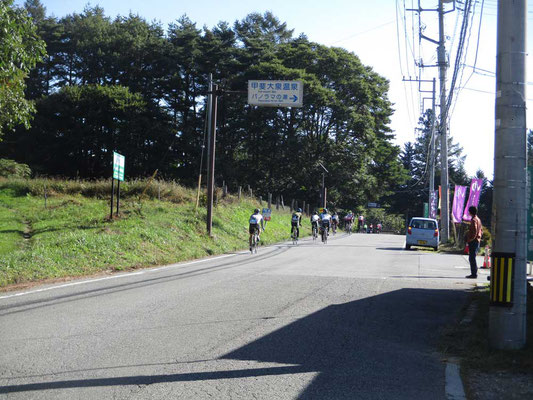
2,0,495,225
0,0,408,211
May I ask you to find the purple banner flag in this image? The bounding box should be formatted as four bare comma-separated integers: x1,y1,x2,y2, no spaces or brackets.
452,185,467,223
429,190,438,219
462,178,483,221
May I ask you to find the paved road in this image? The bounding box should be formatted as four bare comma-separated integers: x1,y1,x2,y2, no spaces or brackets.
0,233,486,399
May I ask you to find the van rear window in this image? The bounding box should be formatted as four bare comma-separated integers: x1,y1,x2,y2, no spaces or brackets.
411,220,436,230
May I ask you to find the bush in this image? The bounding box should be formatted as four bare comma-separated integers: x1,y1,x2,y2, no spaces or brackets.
0,159,31,178
0,177,197,203
361,208,404,234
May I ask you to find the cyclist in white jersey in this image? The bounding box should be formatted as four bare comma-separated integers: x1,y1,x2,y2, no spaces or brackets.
310,211,320,231
248,208,264,250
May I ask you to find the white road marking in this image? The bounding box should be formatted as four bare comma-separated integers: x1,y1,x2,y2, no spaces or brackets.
445,361,466,399
0,252,245,301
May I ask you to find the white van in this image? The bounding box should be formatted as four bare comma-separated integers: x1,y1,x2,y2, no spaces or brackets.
405,217,439,251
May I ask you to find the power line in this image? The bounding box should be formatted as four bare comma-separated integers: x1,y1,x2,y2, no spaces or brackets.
396,0,416,132
330,20,396,45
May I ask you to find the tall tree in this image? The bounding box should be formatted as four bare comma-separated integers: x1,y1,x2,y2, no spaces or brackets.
0,0,46,139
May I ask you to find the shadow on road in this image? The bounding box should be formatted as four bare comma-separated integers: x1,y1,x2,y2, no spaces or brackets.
0,246,290,317
0,288,468,398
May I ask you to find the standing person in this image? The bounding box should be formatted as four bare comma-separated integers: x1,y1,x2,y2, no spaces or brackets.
465,206,483,279
358,214,365,232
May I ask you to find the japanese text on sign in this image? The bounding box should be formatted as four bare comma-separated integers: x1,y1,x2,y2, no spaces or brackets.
113,152,125,181
248,80,303,108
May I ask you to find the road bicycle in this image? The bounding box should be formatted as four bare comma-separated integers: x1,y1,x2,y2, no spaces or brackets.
346,221,352,234
312,223,318,241
250,227,260,254
332,221,337,235
321,224,329,244
291,224,299,245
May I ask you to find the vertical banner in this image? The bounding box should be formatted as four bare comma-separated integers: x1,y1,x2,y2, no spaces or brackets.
452,185,467,223
429,190,438,219
527,166,533,261
423,202,429,218
462,178,483,221
438,185,442,218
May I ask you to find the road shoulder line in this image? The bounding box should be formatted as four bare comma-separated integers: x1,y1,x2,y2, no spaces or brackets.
445,359,466,400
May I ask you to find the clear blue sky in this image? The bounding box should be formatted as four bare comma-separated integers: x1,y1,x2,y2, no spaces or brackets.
16,0,533,178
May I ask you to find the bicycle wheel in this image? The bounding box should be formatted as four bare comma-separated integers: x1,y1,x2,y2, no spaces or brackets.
254,232,259,253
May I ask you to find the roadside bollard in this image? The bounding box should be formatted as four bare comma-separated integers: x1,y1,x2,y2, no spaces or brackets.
481,246,491,269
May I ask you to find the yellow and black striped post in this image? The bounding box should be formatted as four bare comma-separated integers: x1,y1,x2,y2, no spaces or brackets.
490,252,515,306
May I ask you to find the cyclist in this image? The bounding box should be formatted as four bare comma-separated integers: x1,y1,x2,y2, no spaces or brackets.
344,211,354,233
291,208,303,239
249,208,264,251
310,210,320,237
320,208,332,237
331,211,339,234
376,222,382,233
358,214,365,232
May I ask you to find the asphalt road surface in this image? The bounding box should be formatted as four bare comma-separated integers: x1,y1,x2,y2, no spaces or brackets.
0,232,486,399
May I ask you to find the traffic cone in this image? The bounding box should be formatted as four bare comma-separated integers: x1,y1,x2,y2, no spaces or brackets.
481,246,491,269
463,242,469,255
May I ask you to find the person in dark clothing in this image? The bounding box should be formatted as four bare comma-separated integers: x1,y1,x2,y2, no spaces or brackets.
465,206,483,278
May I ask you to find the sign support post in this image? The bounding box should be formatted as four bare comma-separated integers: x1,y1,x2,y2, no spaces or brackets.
116,180,120,215
110,178,115,219
111,152,125,219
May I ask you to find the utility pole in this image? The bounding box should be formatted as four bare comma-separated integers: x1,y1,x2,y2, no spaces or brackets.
406,1,454,237
438,0,450,242
429,78,437,211
402,77,437,212
206,84,218,236
489,0,527,350
318,163,328,209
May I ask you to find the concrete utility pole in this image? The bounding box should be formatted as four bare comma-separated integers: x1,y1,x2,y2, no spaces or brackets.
438,0,450,242
489,0,527,350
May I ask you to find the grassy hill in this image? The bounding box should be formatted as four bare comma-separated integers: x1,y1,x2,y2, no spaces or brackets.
0,178,299,288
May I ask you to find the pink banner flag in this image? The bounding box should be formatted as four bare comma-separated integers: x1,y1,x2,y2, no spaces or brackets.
452,185,467,223
462,178,483,221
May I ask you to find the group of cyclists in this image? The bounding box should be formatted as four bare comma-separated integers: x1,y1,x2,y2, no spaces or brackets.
248,207,382,251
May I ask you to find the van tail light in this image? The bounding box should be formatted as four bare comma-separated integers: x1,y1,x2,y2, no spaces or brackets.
408,227,412,235
434,229,438,237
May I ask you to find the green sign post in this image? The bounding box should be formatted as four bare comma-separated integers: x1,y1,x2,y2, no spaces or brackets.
110,152,125,218
423,202,429,218
113,152,125,181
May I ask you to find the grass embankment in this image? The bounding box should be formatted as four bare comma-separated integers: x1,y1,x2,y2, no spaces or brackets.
0,178,299,289
440,284,533,372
